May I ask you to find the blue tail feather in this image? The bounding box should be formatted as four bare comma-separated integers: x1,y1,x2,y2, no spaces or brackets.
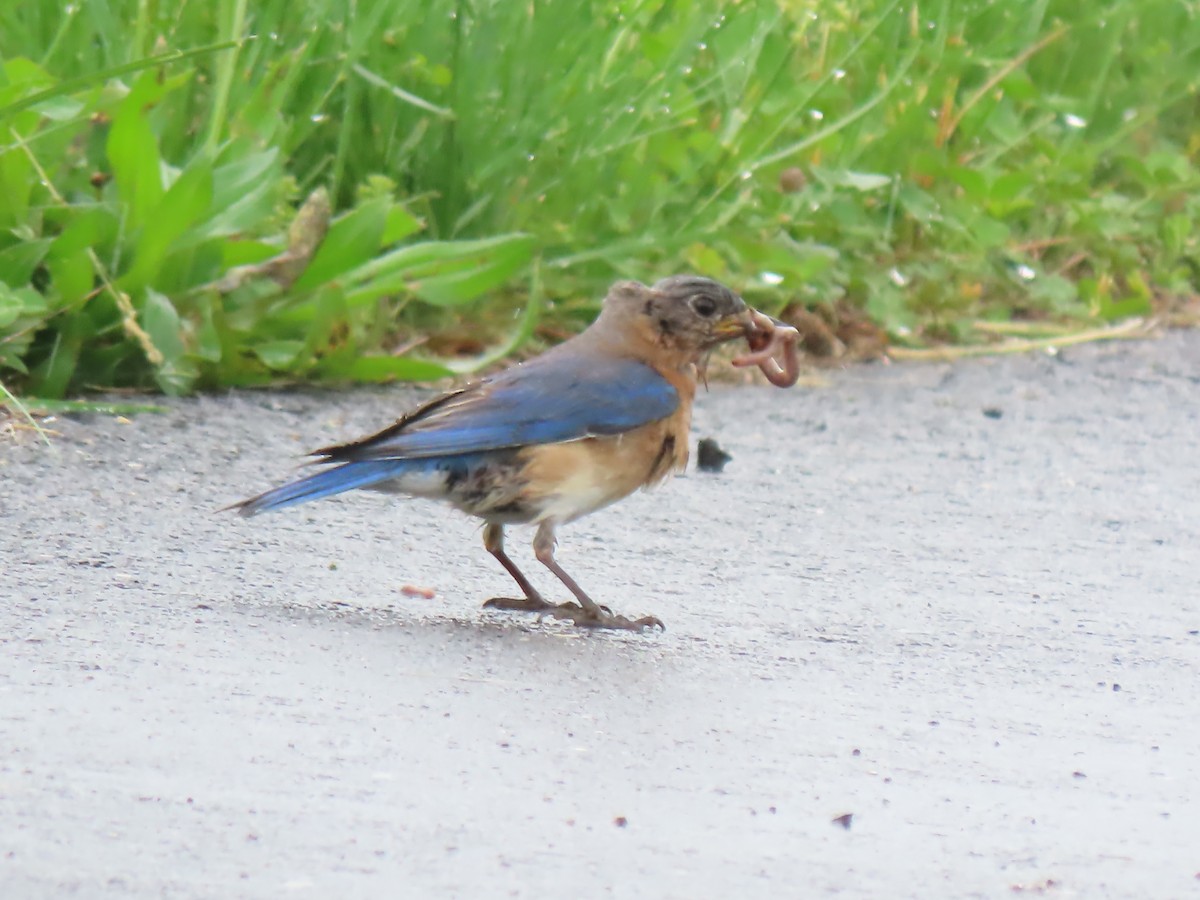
234,459,419,517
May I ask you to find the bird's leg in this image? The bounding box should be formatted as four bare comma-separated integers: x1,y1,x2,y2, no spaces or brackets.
480,523,555,613
532,522,664,631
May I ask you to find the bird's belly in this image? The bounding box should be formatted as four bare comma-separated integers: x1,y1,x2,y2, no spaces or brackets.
527,461,632,523
366,451,537,523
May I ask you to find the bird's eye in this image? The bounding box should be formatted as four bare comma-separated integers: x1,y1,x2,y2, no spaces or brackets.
691,296,718,317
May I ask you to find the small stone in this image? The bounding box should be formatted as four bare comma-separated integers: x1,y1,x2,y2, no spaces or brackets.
696,437,732,473
832,813,853,830
613,816,628,828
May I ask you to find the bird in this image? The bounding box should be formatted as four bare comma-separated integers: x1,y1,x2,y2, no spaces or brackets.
231,275,759,631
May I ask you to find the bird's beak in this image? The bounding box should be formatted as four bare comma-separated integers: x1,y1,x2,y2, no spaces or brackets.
711,308,754,342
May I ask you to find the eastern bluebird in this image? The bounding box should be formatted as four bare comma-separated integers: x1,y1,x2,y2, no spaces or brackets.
232,275,769,631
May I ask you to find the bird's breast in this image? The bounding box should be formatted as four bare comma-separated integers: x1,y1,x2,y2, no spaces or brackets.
517,405,691,525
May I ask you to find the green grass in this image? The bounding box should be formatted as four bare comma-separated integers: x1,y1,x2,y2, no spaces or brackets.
2,0,1199,398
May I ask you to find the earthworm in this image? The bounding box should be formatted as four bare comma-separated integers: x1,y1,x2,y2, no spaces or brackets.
732,310,801,387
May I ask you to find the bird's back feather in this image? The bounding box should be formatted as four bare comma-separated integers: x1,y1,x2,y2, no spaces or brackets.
316,351,678,463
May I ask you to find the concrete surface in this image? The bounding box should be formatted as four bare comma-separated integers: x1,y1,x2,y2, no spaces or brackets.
2,331,1198,899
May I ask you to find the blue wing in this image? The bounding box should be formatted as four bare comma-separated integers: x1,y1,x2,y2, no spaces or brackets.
316,351,679,463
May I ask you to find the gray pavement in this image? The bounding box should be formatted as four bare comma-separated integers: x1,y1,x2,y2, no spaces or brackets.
2,331,1198,898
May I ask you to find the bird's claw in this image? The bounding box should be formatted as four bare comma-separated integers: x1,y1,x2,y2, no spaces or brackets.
544,603,664,632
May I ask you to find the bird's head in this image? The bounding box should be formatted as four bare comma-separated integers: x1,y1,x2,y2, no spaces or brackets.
598,275,753,360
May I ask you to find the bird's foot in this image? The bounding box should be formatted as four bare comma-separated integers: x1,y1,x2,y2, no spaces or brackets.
545,602,664,632
482,596,556,613
484,596,662,631
484,595,615,616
